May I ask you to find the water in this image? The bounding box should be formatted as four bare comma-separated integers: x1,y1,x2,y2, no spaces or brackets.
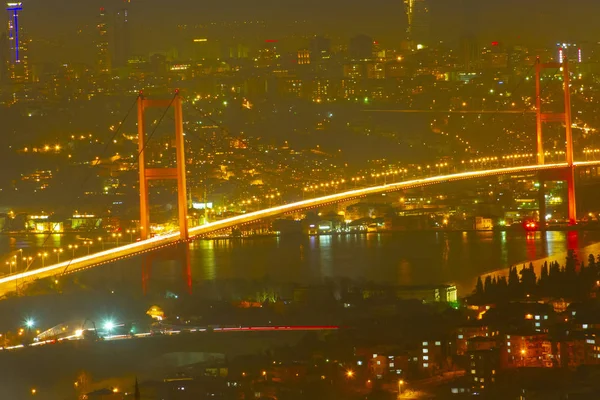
2,230,600,297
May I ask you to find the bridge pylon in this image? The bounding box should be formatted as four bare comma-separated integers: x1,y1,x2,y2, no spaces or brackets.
535,58,577,226
137,92,189,240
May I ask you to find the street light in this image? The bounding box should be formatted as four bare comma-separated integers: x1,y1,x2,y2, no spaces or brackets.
103,320,115,337
84,240,92,255
346,370,355,379
53,248,63,263
68,244,78,258
398,380,405,394
37,252,48,268
112,233,122,246
98,237,104,250
126,229,136,243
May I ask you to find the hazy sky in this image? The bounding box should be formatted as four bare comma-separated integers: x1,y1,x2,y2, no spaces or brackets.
16,0,600,63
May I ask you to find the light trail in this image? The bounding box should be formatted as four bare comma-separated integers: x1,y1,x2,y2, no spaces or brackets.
1,325,340,352
0,161,596,297
363,109,536,114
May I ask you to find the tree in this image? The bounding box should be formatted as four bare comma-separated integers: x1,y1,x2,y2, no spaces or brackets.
484,276,493,299
520,262,537,295
497,276,508,298
565,250,579,296
508,266,521,298
566,250,578,277
475,277,484,298
538,261,550,293
549,261,562,295
134,377,140,400
588,254,596,271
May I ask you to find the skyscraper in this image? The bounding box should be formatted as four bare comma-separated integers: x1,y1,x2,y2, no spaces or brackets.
404,0,430,49
113,7,130,69
97,7,111,74
349,35,373,61
5,2,28,82
459,34,479,71
309,36,331,63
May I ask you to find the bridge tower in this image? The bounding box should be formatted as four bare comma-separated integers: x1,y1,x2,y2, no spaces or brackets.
137,92,189,240
535,58,577,226
137,92,192,295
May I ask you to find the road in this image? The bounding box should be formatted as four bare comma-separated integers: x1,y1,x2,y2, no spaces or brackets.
0,161,593,297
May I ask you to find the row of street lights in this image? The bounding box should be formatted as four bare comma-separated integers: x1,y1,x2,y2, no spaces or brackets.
5,230,137,273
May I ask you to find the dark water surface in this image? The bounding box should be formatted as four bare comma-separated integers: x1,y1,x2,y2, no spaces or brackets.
2,230,600,297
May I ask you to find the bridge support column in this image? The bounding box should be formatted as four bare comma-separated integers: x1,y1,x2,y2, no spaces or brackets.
137,92,189,241
535,58,577,225
538,175,546,229
567,166,577,226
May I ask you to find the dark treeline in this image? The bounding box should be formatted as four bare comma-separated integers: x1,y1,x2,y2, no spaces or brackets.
472,250,600,303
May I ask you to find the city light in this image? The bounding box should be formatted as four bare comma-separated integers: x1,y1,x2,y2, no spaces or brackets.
103,321,115,332
0,160,591,296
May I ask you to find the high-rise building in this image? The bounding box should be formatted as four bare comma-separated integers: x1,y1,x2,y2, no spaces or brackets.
459,34,479,71
97,7,111,74
349,35,373,61
556,43,583,64
6,2,28,82
309,36,331,63
404,0,430,49
113,8,130,68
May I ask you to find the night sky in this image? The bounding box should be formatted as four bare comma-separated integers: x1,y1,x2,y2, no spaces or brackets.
17,0,600,64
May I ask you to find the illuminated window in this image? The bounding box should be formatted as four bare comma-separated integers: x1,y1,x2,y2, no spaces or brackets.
535,315,540,320
423,363,429,368
583,324,589,329
423,356,429,361
423,349,429,354
458,334,464,339
422,342,428,346
471,369,476,375
435,341,441,346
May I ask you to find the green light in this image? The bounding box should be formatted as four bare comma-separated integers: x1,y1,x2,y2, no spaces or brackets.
363,97,369,104
223,101,228,106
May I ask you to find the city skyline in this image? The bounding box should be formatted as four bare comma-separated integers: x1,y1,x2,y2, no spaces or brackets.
6,0,600,65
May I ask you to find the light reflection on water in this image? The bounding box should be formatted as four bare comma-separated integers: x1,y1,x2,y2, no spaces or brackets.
3,231,600,297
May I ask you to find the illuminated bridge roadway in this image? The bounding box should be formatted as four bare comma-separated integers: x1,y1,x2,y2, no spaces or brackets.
0,161,597,297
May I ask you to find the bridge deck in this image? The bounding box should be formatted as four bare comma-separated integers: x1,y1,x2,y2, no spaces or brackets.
0,161,595,297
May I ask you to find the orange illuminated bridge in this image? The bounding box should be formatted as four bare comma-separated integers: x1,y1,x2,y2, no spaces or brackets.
0,161,598,298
